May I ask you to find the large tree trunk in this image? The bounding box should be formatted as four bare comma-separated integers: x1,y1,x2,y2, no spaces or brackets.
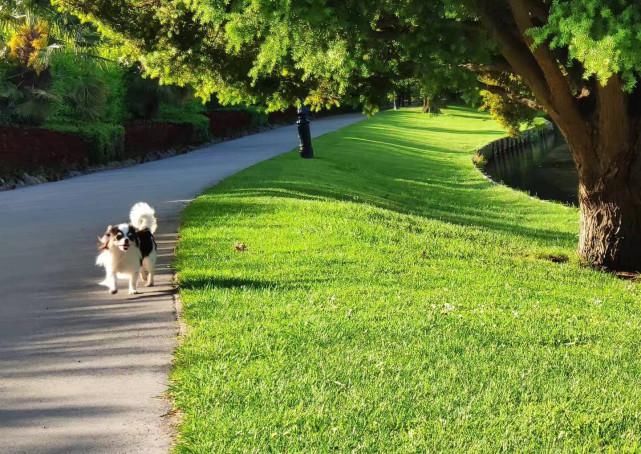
578,178,641,271
475,1,641,272
572,77,641,271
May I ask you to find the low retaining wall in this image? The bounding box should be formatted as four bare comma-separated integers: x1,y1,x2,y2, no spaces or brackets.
474,121,556,167
124,121,202,159
0,127,89,178
0,121,207,186
267,108,298,125
207,110,256,137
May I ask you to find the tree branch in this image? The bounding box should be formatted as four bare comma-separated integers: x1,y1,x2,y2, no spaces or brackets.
507,0,592,161
473,2,554,112
521,0,549,23
461,62,514,75
481,83,543,110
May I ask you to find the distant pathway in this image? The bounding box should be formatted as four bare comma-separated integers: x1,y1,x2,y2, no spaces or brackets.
0,114,364,453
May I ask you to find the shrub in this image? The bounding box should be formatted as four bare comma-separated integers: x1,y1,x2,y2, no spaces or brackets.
0,62,55,126
48,53,126,125
123,71,210,142
7,20,50,74
472,152,488,168
124,69,161,120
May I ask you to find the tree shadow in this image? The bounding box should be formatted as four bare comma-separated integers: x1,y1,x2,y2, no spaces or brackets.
196,108,577,248
180,275,334,292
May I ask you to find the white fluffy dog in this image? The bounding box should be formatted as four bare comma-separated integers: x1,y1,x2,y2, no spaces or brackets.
96,202,158,295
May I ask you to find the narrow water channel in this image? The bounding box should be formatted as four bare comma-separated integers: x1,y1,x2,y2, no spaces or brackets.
484,133,578,205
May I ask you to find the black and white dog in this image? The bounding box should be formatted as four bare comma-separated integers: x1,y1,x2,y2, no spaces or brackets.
96,202,158,295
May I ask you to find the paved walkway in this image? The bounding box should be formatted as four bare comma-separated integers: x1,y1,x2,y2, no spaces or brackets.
0,114,364,453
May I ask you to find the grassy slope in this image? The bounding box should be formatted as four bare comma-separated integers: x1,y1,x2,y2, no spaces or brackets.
173,107,641,452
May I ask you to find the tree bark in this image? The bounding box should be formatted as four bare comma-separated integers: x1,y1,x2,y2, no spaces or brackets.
472,1,641,271
573,77,641,271
422,97,442,114
578,178,641,271
422,97,430,113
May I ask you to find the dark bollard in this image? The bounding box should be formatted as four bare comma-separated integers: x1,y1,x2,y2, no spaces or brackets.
297,106,314,159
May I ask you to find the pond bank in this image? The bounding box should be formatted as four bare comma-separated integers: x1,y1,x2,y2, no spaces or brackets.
475,122,578,205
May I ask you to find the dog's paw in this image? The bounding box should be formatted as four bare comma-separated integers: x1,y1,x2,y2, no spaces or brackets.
128,289,139,295
145,282,154,288
110,289,118,295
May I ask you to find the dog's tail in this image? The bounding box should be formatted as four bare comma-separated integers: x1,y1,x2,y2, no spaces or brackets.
130,202,158,233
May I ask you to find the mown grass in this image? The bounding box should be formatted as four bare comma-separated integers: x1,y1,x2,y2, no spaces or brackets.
172,107,641,452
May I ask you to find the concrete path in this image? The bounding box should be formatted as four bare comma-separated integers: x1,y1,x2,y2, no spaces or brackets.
0,114,364,453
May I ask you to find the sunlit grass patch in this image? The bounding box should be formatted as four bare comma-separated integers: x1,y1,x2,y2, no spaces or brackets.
172,107,641,452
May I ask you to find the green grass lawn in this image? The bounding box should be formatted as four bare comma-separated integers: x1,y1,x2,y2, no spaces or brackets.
172,107,641,452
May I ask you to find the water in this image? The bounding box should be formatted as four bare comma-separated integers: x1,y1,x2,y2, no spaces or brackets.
484,133,578,205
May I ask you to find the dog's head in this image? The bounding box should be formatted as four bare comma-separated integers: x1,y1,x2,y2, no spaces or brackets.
97,224,139,252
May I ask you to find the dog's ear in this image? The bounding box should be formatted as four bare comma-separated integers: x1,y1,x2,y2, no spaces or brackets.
97,225,113,250
97,235,109,250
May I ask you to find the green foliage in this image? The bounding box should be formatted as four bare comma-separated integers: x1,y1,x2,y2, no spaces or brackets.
531,2,641,88
123,68,211,141
156,85,210,142
0,1,101,72
478,72,537,137
158,102,210,143
0,1,110,126
50,0,641,144
480,90,534,137
244,106,268,128
46,121,124,164
0,1,220,164
124,69,161,120
0,61,55,125
52,0,483,113
48,52,125,124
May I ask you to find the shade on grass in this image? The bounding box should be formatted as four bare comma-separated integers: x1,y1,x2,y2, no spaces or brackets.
172,107,641,452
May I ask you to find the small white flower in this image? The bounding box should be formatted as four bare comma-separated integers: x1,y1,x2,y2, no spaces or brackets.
442,303,455,313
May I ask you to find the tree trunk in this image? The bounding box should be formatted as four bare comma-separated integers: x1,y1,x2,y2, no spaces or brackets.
474,2,641,272
578,178,641,271
422,97,430,113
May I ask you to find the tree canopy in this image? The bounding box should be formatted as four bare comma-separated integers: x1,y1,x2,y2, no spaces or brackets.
52,1,486,112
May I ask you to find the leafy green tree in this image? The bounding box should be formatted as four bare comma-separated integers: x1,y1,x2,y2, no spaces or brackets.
52,0,641,271
0,0,103,124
